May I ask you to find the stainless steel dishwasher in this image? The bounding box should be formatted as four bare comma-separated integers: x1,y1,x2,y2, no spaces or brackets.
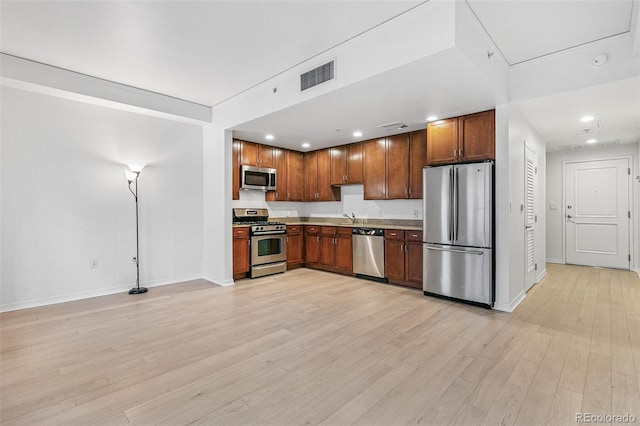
352,228,386,282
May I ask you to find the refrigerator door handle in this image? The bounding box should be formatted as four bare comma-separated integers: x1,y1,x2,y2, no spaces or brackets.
425,246,484,255
449,167,454,241
453,168,459,241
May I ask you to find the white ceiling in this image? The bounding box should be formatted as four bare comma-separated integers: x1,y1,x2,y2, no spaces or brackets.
1,0,639,151
0,1,422,106
467,0,635,65
514,76,640,150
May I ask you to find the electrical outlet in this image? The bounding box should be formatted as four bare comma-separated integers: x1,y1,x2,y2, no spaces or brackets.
90,259,98,269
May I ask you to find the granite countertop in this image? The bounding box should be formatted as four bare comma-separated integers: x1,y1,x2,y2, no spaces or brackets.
233,218,422,231
272,218,422,231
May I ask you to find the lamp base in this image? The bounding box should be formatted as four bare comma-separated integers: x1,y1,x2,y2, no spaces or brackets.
129,287,148,295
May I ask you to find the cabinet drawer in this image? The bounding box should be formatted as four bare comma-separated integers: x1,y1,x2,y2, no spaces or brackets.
405,230,423,242
233,227,249,237
287,225,302,234
385,229,403,240
337,227,352,236
321,226,337,235
305,225,320,234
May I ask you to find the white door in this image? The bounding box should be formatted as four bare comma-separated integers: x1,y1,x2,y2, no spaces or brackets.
565,158,630,269
524,144,537,290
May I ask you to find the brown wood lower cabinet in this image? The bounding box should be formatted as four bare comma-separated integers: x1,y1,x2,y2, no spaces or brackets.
232,226,250,280
304,225,320,265
304,225,353,274
286,225,303,269
384,229,423,289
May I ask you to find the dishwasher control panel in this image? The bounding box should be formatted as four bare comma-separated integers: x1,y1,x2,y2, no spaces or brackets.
352,228,385,236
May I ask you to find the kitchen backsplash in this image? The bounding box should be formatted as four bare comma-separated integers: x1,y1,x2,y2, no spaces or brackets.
232,184,423,220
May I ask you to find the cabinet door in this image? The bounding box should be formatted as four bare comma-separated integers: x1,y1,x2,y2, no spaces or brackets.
386,134,410,199
459,110,495,162
317,149,339,201
259,145,275,168
232,139,241,200
426,118,458,166
335,234,353,272
304,151,318,201
287,233,303,266
346,142,364,183
287,151,304,201
330,146,347,185
320,234,336,266
363,138,386,200
408,130,426,199
385,239,405,281
405,241,423,288
304,230,320,264
241,141,260,166
232,232,250,276
266,148,287,201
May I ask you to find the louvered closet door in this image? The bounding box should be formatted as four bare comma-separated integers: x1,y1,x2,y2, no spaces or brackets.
525,144,537,291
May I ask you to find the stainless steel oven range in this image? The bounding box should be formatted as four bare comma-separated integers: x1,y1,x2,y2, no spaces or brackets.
233,208,287,278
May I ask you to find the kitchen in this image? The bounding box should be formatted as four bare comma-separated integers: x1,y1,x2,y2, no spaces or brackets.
232,109,496,307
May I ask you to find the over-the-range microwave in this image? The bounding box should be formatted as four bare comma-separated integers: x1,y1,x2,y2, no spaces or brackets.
241,164,277,191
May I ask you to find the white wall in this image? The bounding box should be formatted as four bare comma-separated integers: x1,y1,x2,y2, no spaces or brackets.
1,87,204,311
546,143,639,269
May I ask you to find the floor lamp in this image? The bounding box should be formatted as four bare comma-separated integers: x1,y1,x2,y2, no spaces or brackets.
126,164,148,295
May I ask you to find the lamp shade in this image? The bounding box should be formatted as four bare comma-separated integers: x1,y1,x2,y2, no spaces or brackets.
128,164,145,173
125,169,138,182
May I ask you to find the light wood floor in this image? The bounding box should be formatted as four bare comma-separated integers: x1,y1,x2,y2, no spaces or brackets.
1,264,639,425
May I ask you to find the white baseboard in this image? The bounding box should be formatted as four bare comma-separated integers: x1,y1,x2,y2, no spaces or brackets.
493,290,526,313
203,274,235,287
536,268,547,283
0,274,203,313
632,267,640,278
546,258,565,264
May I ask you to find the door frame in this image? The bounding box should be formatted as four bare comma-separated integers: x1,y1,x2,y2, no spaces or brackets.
561,156,633,268
524,142,537,291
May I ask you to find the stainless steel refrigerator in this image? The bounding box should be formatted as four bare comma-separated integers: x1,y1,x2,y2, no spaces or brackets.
422,161,494,308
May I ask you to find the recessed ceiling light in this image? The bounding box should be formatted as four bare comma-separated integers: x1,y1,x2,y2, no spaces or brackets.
302,142,310,148
586,139,597,144
265,134,274,141
426,116,438,122
353,131,363,137
580,116,594,123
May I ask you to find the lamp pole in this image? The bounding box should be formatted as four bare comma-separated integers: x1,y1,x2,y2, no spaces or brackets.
127,166,147,295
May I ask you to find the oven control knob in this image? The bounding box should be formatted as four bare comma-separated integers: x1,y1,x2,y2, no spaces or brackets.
257,226,262,231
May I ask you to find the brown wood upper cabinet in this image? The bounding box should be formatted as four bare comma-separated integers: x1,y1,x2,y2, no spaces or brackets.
330,142,363,185
266,148,303,202
304,149,340,202
426,109,495,165
363,132,425,200
241,140,275,168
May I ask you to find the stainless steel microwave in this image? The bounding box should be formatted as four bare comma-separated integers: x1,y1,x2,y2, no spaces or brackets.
241,165,277,191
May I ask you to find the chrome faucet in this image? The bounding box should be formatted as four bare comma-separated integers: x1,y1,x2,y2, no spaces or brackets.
343,212,356,224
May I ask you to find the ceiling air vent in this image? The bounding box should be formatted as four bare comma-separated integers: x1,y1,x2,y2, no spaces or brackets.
301,61,334,91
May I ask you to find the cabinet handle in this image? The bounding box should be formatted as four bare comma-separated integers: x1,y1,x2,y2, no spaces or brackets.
453,150,456,157
287,192,290,199
459,149,463,157
317,236,319,242
405,188,408,196
247,240,250,246
344,175,347,182
286,236,289,242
